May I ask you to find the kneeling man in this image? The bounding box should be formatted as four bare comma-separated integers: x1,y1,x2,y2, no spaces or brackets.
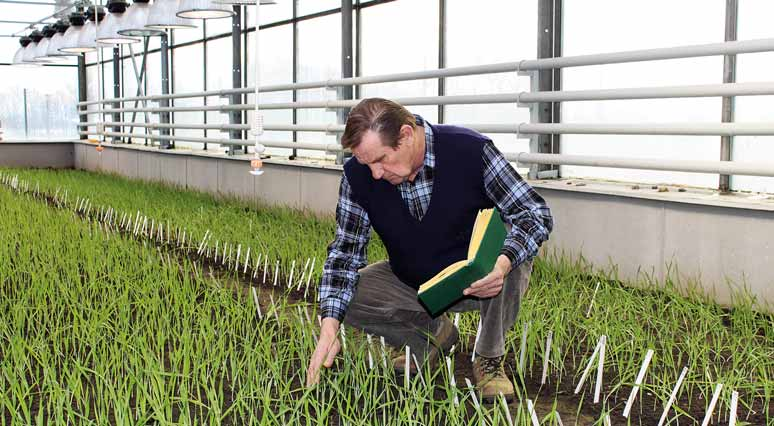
306,98,553,401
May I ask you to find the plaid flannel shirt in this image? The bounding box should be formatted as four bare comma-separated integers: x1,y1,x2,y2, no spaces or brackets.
319,115,553,321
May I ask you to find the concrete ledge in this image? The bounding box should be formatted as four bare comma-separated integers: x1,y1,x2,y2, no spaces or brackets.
0,141,74,169
3,140,772,310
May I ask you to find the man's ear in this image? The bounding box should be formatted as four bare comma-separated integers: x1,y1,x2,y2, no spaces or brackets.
398,124,414,145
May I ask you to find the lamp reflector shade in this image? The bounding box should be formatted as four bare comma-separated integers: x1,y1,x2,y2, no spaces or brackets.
145,0,197,29
177,0,235,19
96,8,141,45
213,0,275,4
118,0,165,36
46,21,78,57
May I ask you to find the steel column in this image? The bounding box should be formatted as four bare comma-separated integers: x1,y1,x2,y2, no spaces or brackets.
292,0,298,158
203,21,208,149
438,0,446,123
354,0,361,100
536,0,559,178
160,32,172,149
337,0,354,164
112,47,122,142
229,5,243,155
77,55,87,140
720,0,738,192
552,0,562,175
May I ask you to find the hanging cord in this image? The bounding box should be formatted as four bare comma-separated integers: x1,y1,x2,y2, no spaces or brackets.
249,1,265,176
94,0,105,149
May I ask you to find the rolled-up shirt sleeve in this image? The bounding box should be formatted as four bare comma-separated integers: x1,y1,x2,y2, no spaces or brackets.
482,141,553,270
318,173,371,322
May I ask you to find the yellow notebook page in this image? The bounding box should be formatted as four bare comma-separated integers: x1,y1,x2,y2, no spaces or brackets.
418,259,469,293
467,209,493,260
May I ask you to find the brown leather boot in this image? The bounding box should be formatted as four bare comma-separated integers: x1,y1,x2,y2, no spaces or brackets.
392,315,459,375
472,355,515,402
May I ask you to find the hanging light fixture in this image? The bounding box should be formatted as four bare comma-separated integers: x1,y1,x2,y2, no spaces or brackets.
118,0,165,36
59,9,89,53
213,0,275,4
34,25,66,62
23,30,52,63
177,0,234,20
75,6,109,51
12,36,39,66
244,0,278,175
145,0,196,29
97,0,141,45
46,20,78,58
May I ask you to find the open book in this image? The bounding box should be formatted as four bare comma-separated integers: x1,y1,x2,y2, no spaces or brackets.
417,208,507,316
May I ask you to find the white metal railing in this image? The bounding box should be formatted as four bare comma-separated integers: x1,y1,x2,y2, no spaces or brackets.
77,37,774,179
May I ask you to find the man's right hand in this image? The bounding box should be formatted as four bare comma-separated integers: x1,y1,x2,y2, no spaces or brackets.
306,317,342,387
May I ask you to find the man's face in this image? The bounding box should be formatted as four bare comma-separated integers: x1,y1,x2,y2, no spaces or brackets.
351,126,416,185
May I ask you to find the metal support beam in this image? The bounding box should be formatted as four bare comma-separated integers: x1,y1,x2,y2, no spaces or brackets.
0,19,56,24
23,88,28,139
112,47,122,143
438,0,446,123
0,0,56,5
203,21,208,149
552,0,562,175
337,0,354,164
127,39,151,141
77,55,87,140
292,0,298,158
720,0,738,192
354,0,361,100
170,30,176,146
229,5,243,155
160,32,172,149
536,0,559,178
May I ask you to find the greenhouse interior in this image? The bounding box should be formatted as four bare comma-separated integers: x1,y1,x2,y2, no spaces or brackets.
0,0,772,424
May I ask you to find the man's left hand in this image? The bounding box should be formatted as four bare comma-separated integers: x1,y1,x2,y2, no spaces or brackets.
463,255,512,299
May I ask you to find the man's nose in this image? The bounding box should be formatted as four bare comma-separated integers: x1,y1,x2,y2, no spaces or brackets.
371,165,383,180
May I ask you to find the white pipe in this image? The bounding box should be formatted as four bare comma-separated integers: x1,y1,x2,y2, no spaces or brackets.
76,38,774,107
505,122,774,136
77,132,774,177
512,152,774,177
82,119,774,136
77,80,774,109
90,131,343,151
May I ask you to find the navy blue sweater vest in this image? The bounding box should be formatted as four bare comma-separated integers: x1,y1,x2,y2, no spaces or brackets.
344,124,494,289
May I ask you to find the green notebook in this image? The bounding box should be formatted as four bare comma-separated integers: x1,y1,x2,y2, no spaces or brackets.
417,208,507,316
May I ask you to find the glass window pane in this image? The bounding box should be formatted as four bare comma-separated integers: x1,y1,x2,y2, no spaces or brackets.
360,0,438,123
0,65,78,140
561,0,725,187
204,36,231,152
0,37,21,60
732,1,774,193
171,25,204,46
297,0,340,17
245,1,293,26
445,0,537,161
171,43,205,147
296,13,341,160
205,14,233,38
245,25,294,157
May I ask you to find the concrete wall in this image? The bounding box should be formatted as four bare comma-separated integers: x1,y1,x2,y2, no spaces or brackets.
0,141,74,169
4,141,773,310
72,142,340,213
536,187,774,309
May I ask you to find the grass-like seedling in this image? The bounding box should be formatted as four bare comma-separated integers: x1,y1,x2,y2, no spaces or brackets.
0,168,772,425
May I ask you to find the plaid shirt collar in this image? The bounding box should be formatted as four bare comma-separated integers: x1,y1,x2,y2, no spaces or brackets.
414,114,435,172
